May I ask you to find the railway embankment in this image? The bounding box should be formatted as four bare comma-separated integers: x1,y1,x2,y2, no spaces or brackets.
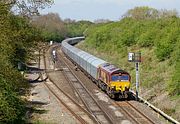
77,39,180,122
77,13,180,121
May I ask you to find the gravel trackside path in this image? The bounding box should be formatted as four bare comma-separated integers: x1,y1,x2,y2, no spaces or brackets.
27,53,80,124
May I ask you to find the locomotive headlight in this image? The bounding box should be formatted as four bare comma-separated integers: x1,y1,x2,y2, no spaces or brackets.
125,87,129,91
111,86,116,90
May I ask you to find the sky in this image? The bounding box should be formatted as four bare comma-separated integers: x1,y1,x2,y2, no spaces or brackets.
40,0,180,21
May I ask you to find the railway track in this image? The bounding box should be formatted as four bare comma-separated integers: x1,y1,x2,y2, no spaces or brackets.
42,48,98,124
45,45,165,124
53,47,115,124
116,101,156,124
58,45,164,124
60,53,159,124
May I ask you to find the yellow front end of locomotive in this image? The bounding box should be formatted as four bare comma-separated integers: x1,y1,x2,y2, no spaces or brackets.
110,81,130,92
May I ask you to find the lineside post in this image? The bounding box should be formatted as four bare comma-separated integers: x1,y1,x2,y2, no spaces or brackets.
39,49,41,69
135,62,139,101
52,49,56,70
128,52,141,101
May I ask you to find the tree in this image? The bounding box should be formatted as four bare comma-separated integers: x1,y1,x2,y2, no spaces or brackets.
32,13,67,41
0,1,55,122
0,0,54,16
125,6,178,20
159,9,178,18
125,6,158,20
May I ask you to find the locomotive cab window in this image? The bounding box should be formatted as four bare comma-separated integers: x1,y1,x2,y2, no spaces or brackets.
111,74,129,81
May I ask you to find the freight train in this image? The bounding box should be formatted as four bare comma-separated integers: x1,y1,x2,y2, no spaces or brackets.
61,37,131,99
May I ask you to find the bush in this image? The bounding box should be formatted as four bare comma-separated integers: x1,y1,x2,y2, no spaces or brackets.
168,41,180,96
0,76,25,123
169,62,180,96
138,31,155,47
155,39,173,61
83,10,180,97
0,3,39,123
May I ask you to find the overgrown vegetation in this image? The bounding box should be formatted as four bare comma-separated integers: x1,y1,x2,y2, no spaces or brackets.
77,7,180,120
81,7,180,96
0,1,92,122
32,13,67,42
0,1,51,123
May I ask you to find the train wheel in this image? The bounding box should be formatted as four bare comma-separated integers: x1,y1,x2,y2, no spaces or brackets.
106,88,110,96
99,81,104,90
87,75,91,79
114,94,119,99
119,95,123,99
110,93,115,99
106,87,115,99
95,80,99,85
97,80,101,88
74,66,78,71
102,84,107,91
124,93,128,99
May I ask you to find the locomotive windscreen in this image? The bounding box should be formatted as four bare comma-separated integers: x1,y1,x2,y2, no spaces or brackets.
111,75,129,81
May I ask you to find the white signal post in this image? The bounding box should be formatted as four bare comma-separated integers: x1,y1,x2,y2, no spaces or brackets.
52,50,56,70
128,52,141,101
52,50,56,56
135,62,139,100
50,41,53,45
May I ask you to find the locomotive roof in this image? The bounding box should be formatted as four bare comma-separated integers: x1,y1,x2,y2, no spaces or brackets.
100,63,127,74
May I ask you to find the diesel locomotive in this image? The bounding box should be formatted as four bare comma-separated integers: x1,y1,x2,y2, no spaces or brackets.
61,37,131,99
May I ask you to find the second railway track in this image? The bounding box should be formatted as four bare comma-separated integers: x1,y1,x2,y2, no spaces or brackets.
53,46,115,124
43,47,99,124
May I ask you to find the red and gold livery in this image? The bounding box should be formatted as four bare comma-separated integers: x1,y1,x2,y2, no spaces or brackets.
97,63,131,99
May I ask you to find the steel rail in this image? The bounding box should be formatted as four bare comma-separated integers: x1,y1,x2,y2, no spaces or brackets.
55,54,101,124
62,37,180,124
44,82,87,124
126,101,156,124
42,47,98,124
56,48,114,124
117,102,141,124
